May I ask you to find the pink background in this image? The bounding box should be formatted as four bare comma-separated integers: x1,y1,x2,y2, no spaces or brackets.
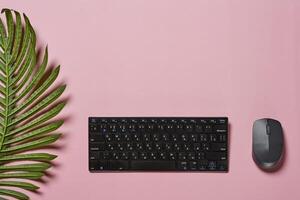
2,0,300,199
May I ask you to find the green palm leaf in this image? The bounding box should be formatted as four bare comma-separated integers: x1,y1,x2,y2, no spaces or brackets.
0,8,66,199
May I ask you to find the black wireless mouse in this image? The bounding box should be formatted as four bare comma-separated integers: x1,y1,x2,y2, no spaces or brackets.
252,118,284,171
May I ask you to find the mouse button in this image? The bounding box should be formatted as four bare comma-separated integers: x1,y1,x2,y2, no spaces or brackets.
253,133,269,152
268,121,283,144
253,119,267,135
268,121,282,135
268,134,283,161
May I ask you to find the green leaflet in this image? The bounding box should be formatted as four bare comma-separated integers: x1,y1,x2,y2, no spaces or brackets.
0,86,5,96
0,8,65,199
0,172,43,180
0,18,6,47
2,9,14,55
0,153,57,163
8,11,22,66
0,74,5,84
0,163,50,172
0,181,39,191
9,14,32,76
0,61,4,74
0,189,28,200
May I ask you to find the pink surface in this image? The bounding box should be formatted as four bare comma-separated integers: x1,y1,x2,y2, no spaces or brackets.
1,0,300,199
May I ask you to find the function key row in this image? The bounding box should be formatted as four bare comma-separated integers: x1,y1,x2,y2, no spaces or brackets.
89,123,227,134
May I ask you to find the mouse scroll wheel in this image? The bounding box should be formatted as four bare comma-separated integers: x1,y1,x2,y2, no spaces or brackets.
266,125,271,135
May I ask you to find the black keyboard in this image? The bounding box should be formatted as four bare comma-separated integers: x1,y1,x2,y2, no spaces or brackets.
89,117,229,172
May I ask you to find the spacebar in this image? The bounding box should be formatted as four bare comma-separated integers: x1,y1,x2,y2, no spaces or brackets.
131,161,176,170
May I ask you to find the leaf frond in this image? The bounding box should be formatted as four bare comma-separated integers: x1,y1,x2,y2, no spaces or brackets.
0,8,65,199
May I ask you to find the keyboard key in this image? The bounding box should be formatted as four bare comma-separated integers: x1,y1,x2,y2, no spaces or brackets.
154,142,162,150
196,152,205,160
219,134,227,142
152,133,160,141
131,161,176,170
108,160,129,170
149,152,158,160
211,143,227,151
142,133,151,141
99,162,108,170
157,124,165,131
206,152,227,161
111,152,120,160
209,119,217,124
166,124,174,132
159,152,167,160
187,152,195,160
217,161,228,171
130,152,139,160
132,134,140,141
123,133,131,141
169,152,177,160
103,151,110,159
199,134,207,142
89,160,99,171
190,134,198,142
193,143,202,151
204,125,212,133
89,123,98,132
126,143,134,151
89,152,100,160
189,161,197,170
89,133,104,142
177,161,188,170
198,160,208,170
214,124,227,133
175,124,184,132
202,143,210,151
181,134,188,142
195,125,203,133
209,134,217,142
90,143,105,151
140,152,148,160
121,152,129,160
208,161,217,170
182,143,191,151
170,134,178,142
161,133,169,141
178,152,187,160
145,143,153,151
164,143,172,151
107,143,115,151
173,143,181,151
89,161,107,171
114,134,121,141
184,124,193,132
136,143,143,150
